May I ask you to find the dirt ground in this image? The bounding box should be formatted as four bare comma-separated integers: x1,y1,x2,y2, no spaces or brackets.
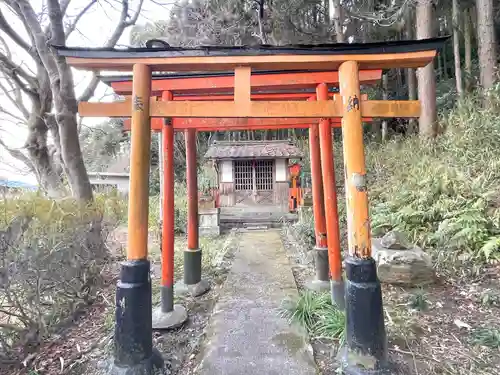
281,228,500,375
7,225,500,375
5,229,236,375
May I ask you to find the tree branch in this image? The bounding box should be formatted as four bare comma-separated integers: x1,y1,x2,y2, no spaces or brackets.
0,138,34,174
0,9,34,57
42,0,73,36
0,80,30,120
16,0,60,86
2,1,39,55
78,0,145,102
0,104,26,123
46,0,66,46
64,0,98,39
0,63,36,97
0,35,37,91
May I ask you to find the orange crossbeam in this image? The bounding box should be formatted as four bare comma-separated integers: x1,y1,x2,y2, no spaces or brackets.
120,92,339,102
80,98,419,118
173,93,328,101
122,117,373,132
110,70,382,95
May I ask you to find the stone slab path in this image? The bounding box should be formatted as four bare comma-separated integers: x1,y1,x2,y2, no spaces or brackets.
195,229,317,375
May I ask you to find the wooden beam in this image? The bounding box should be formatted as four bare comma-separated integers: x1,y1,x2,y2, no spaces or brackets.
123,116,373,131
80,99,420,118
170,93,318,101
67,50,437,71
125,92,349,101
109,70,383,95
234,67,251,104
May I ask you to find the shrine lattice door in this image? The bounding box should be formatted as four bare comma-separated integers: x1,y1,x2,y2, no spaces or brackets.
234,160,274,206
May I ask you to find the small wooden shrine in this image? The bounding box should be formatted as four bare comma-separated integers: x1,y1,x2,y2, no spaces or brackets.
204,140,303,211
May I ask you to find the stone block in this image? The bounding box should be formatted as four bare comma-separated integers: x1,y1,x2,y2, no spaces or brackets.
199,198,216,210
199,225,221,237
297,206,313,223
199,208,220,237
372,235,434,286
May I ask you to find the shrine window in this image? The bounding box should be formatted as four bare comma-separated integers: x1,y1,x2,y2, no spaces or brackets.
234,160,274,191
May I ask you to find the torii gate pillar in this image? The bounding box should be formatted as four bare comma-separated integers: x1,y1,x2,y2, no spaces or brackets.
152,91,188,330
317,83,344,309
340,61,387,372
113,64,163,372
184,128,211,296
305,123,330,292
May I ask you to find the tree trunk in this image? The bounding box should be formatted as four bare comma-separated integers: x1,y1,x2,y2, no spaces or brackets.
324,0,330,26
381,73,388,141
452,0,463,96
25,123,63,197
24,76,64,197
442,29,449,80
405,6,418,134
464,8,473,91
406,67,418,134
476,0,497,90
416,0,438,138
331,0,344,42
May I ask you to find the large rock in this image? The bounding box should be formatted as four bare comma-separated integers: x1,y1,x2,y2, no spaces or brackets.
372,232,434,286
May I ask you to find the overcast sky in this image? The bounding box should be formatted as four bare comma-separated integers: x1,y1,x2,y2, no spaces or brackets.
0,0,172,183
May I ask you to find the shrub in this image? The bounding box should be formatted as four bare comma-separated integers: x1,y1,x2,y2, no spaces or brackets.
366,89,500,269
148,182,188,234
0,195,112,363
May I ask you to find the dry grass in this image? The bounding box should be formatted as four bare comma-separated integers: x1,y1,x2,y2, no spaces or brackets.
383,279,500,375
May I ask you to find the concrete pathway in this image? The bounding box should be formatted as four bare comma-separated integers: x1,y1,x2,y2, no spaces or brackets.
195,229,317,375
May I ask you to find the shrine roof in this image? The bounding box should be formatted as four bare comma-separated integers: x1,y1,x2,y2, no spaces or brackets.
56,38,446,58
204,140,304,160
54,37,448,71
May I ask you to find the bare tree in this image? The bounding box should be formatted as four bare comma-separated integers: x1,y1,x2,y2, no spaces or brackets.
0,0,143,200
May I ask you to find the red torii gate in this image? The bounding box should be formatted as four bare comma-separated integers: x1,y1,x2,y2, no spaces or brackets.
107,74,377,310
57,37,445,375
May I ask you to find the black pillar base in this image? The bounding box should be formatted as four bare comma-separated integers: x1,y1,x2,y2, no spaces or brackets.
183,248,202,285
114,260,163,374
343,256,387,374
183,249,211,297
305,247,330,293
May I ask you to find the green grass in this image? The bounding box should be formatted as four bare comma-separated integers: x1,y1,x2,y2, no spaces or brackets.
281,291,346,343
480,290,500,307
314,305,346,345
407,289,429,311
471,327,500,349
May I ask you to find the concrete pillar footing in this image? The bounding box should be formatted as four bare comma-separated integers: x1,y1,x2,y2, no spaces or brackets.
304,279,331,293
331,279,346,311
108,349,163,375
175,278,211,298
152,304,187,330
